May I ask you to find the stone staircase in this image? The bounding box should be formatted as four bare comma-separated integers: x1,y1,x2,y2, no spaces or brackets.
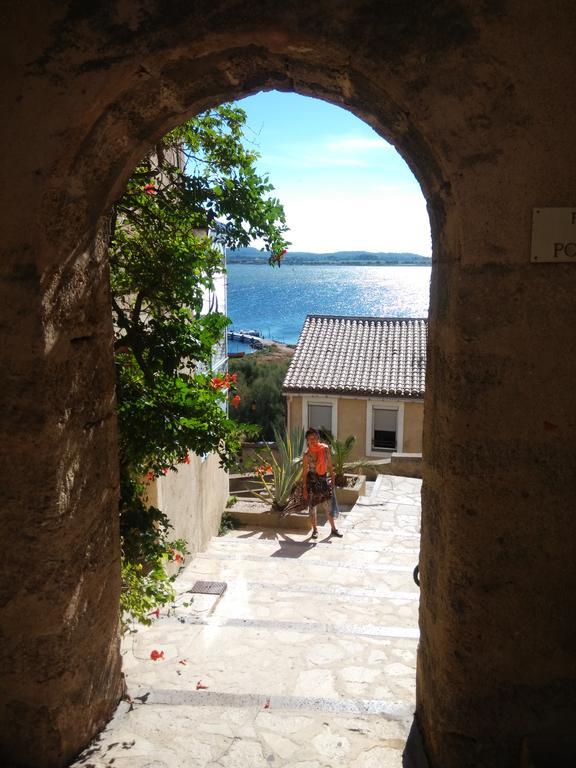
73,475,422,768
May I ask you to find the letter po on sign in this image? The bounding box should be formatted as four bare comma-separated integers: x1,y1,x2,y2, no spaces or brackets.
531,208,576,262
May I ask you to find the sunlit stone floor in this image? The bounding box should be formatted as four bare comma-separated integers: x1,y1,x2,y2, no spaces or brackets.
73,475,421,768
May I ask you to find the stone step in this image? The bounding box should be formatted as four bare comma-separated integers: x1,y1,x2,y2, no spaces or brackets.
123,622,417,702
73,699,412,767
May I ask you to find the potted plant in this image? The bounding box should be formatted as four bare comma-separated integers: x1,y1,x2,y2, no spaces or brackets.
327,434,366,505
329,434,356,486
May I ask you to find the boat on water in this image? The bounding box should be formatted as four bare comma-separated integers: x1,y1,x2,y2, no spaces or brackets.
228,351,245,358
236,328,262,337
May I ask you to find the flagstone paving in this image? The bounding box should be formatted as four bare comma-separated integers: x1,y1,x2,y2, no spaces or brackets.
72,475,421,768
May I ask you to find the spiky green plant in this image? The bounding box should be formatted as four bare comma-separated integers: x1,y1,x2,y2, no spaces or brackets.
328,434,357,486
251,426,305,511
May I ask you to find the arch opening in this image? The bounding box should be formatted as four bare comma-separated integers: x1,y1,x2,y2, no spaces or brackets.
6,6,576,768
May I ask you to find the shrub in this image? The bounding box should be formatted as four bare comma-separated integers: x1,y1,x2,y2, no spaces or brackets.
229,357,291,440
219,510,241,536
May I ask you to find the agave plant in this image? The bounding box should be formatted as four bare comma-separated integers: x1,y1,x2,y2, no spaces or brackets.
251,426,305,512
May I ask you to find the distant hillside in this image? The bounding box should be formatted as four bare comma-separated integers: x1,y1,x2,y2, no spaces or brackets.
227,246,430,266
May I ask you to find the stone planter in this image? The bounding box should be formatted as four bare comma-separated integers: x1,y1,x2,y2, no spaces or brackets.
224,499,310,531
335,474,366,507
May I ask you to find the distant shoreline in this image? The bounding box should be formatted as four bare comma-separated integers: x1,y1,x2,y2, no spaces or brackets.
227,259,431,267
228,247,431,268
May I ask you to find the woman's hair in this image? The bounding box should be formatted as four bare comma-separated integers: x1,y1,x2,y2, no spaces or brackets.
305,428,320,439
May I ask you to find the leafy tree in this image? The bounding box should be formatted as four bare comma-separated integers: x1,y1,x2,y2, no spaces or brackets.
228,355,291,440
109,104,289,625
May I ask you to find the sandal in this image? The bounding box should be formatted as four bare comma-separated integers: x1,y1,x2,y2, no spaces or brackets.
330,529,343,538
311,529,318,539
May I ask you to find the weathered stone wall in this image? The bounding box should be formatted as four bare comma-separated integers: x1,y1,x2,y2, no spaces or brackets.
0,218,124,766
2,2,576,766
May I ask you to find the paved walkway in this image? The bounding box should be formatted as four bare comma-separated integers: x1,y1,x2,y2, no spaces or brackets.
74,475,421,768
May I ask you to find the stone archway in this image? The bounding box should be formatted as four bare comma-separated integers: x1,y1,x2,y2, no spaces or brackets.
2,3,576,767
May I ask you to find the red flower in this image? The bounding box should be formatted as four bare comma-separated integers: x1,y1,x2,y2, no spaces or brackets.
143,183,157,195
231,395,241,408
148,608,160,619
145,471,154,481
162,467,169,475
150,649,164,661
230,372,238,384
182,454,191,464
174,552,184,564
255,463,273,476
211,376,224,389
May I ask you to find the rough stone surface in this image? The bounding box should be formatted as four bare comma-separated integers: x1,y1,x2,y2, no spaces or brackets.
2,3,576,767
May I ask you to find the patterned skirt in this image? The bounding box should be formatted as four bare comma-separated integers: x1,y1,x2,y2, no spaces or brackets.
305,471,332,508
282,472,333,515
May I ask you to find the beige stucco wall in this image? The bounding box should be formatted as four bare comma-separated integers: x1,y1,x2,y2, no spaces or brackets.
287,395,303,430
336,398,368,461
403,401,424,453
146,453,228,562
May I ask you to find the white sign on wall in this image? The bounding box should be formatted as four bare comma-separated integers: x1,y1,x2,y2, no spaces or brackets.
531,207,576,262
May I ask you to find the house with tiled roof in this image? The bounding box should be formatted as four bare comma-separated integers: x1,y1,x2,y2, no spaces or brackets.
283,315,427,460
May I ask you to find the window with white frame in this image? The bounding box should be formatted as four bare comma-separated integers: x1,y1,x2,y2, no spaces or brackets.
367,403,403,453
372,408,398,450
303,397,337,439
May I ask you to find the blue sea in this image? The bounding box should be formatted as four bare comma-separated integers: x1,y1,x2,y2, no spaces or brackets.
226,263,431,349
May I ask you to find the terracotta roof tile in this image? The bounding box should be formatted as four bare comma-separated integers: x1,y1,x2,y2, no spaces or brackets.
283,315,427,398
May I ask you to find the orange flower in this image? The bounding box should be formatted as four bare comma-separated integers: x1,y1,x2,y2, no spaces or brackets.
231,394,241,408
143,183,157,195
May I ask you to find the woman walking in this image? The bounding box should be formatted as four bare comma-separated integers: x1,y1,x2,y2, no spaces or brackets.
302,428,343,539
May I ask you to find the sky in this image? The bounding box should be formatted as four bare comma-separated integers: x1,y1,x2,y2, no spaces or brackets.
235,91,431,256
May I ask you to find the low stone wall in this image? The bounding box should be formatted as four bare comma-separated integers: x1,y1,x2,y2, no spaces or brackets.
229,472,267,494
361,453,423,479
225,500,310,530
238,441,279,471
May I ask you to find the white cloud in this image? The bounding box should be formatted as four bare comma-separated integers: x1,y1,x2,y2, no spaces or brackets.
277,184,431,256
325,136,394,153
262,133,395,171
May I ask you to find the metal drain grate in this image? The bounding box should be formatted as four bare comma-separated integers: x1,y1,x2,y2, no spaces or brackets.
190,580,227,596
